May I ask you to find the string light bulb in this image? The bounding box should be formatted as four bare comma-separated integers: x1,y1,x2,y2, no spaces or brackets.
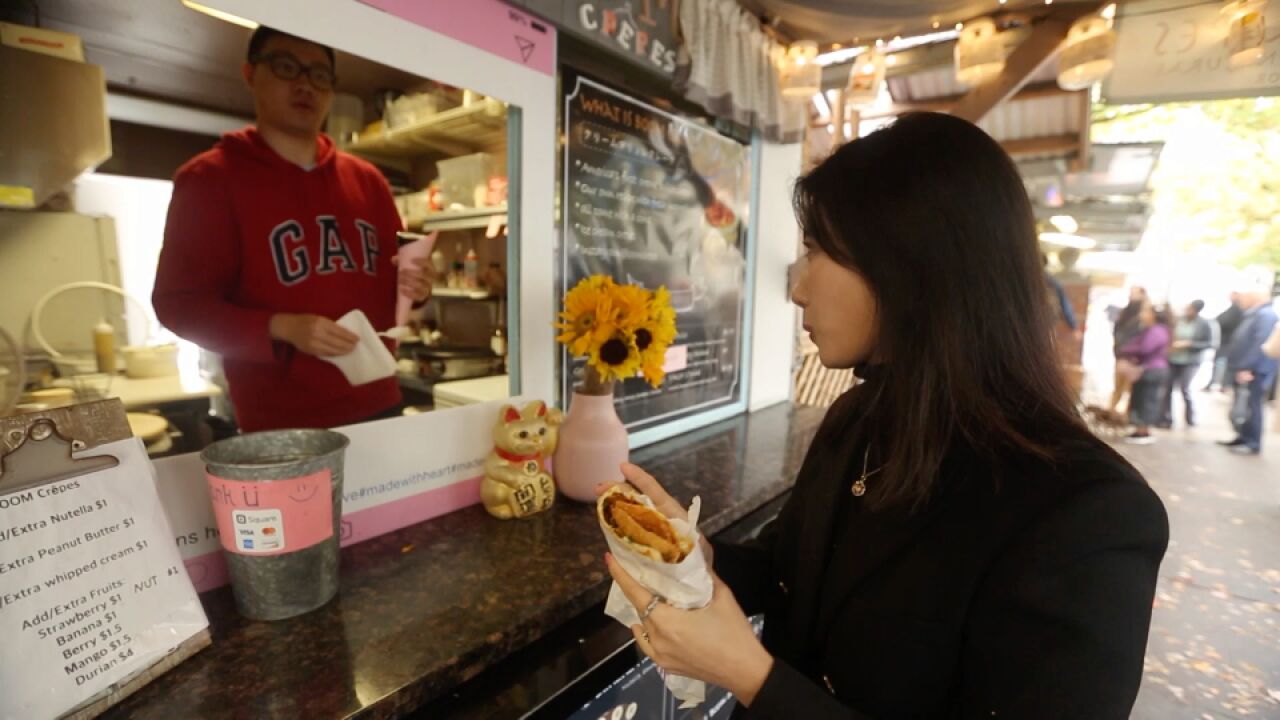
1223,0,1267,68
845,50,886,106
1057,8,1118,89
955,17,1004,87
779,40,822,97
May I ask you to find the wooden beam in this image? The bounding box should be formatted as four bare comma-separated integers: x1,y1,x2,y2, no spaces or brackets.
1012,82,1081,102
951,3,1104,125
860,82,1082,120
845,106,861,142
858,97,951,120
1001,133,1079,156
832,87,847,143
1071,87,1093,172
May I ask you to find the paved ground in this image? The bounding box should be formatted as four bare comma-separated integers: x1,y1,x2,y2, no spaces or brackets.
1110,391,1280,719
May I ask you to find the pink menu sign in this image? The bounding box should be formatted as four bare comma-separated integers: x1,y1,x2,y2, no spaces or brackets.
359,0,556,77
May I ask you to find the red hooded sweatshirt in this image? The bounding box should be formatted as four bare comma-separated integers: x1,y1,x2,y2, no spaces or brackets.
154,127,402,431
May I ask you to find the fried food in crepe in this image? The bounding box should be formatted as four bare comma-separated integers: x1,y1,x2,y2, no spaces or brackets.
598,486,694,563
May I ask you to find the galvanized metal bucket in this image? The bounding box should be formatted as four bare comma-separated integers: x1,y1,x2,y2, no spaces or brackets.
201,429,348,621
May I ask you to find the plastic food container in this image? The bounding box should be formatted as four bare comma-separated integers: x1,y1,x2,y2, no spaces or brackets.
437,153,501,208
122,344,179,378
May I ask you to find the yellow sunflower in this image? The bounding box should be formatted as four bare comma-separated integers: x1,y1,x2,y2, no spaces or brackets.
640,350,667,387
556,276,678,388
587,331,642,384
610,283,652,331
629,300,675,387
555,276,619,357
644,286,678,347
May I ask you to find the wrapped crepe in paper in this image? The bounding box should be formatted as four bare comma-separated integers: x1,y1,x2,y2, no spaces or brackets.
395,231,438,328
597,486,714,708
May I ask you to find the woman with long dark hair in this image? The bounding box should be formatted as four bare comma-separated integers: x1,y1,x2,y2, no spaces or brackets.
601,113,1168,718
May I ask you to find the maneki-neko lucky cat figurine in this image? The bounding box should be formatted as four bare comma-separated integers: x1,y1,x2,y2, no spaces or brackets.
481,400,564,519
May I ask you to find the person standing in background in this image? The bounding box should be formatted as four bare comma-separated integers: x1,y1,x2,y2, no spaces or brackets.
1207,293,1243,391
1044,253,1080,337
1159,300,1217,428
153,27,429,432
1118,304,1171,444
1109,287,1149,415
1219,269,1278,455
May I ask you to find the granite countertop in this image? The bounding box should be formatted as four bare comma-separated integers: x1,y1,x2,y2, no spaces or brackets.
101,403,825,720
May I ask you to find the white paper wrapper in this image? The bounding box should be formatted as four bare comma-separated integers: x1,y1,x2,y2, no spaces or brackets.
601,494,714,708
318,309,398,386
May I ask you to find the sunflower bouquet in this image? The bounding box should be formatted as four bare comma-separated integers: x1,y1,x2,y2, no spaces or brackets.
556,275,678,394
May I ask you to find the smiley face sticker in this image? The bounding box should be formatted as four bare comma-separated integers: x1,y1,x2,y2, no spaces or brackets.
287,481,320,504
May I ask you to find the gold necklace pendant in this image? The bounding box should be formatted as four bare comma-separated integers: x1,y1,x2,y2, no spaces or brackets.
852,445,879,497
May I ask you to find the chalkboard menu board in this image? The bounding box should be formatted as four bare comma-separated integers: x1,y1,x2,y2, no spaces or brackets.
561,75,752,434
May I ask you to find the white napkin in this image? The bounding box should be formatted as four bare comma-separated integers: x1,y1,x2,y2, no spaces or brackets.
319,309,398,386
602,495,713,708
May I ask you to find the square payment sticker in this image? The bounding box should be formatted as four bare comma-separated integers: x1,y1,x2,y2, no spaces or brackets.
207,470,333,556
232,508,286,553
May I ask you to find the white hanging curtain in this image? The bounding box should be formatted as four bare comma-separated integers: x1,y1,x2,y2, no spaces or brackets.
675,0,807,143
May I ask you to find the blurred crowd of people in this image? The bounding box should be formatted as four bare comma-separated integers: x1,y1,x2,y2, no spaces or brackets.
1092,267,1278,454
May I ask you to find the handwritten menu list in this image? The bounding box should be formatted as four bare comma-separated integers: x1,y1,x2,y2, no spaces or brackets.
0,439,207,719
562,76,751,431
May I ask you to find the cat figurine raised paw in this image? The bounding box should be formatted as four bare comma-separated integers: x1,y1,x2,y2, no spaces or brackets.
481,400,561,520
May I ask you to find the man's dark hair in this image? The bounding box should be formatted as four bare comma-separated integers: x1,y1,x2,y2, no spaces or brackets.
1190,299,1205,314
247,26,335,68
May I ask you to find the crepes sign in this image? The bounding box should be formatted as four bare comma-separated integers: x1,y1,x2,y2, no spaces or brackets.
568,0,679,75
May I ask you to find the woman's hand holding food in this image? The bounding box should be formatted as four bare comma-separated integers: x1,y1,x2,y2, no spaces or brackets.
598,462,769,705
605,553,773,706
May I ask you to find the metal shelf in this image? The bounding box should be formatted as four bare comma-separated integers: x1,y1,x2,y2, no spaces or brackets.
344,101,507,159
419,205,507,232
431,286,497,300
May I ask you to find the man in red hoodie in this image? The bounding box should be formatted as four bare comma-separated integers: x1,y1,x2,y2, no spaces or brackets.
154,27,428,431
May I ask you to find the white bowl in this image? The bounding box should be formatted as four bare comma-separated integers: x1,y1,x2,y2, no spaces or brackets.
122,344,179,379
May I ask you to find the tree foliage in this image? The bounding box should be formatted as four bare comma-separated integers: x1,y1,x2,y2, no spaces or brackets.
1092,97,1280,269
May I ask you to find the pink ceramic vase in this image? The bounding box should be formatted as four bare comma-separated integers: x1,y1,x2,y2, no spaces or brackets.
553,388,629,502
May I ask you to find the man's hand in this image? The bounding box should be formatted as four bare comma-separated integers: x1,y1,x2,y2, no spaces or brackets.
1236,370,1255,384
393,254,432,303
1173,340,1192,349
269,313,359,357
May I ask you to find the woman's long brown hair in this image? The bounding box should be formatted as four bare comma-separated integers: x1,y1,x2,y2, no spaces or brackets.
795,112,1093,511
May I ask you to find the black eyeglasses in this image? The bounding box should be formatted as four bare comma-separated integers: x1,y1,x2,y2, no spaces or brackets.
251,52,336,91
